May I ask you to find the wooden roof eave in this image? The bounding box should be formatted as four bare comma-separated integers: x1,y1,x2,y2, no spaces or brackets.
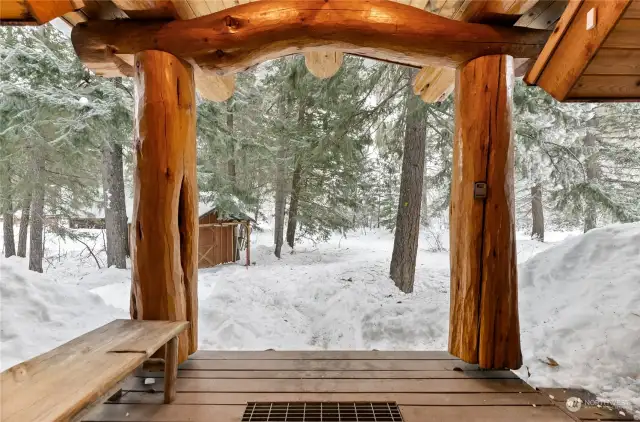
525,0,639,102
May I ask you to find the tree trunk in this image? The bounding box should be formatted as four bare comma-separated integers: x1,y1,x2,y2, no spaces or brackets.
449,55,521,370
273,92,287,258
286,158,303,248
531,183,544,241
389,68,427,294
285,98,307,249
227,99,237,191
29,152,46,273
273,145,286,258
17,193,31,257
102,141,128,269
2,162,15,258
583,132,599,233
130,50,198,363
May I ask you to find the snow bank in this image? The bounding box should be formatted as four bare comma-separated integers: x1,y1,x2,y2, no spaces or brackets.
517,223,640,415
0,256,127,369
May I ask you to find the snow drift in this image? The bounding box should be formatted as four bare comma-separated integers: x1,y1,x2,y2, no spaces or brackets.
0,257,127,369
517,223,640,415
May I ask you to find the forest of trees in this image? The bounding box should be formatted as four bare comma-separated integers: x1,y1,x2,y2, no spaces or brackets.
2,26,640,292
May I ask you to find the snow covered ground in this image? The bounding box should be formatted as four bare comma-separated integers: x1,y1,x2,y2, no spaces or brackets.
1,224,638,417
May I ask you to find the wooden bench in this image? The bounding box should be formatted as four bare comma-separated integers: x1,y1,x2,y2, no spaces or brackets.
0,319,188,422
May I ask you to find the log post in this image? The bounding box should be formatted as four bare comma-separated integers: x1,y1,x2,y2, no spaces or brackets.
130,50,198,364
448,54,522,370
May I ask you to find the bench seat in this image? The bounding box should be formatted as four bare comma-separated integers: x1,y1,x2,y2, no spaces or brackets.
1,319,188,422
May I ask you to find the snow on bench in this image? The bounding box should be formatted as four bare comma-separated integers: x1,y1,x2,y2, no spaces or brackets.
0,319,188,422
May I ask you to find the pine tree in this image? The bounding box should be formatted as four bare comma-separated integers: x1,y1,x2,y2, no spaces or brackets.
390,68,428,293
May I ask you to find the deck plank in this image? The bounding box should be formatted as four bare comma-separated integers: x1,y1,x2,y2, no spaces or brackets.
190,350,458,360
82,351,601,422
83,404,245,422
399,405,577,421
117,391,554,406
123,377,534,393
141,369,519,379
180,359,479,371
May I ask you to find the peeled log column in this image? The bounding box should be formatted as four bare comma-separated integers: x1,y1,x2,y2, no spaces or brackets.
131,50,198,363
449,55,521,370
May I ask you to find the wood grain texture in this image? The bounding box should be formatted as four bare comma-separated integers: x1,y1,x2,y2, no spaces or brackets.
122,377,534,393
526,0,632,100
70,0,551,76
413,66,455,102
449,55,521,370
130,50,198,364
189,350,458,359
83,403,576,422
583,48,640,75
399,405,575,422
177,358,481,371
569,74,640,99
412,0,559,104
140,369,519,379
304,50,345,79
1,320,187,422
163,337,178,404
24,0,83,24
0,0,31,21
525,0,582,85
116,391,553,406
602,18,640,48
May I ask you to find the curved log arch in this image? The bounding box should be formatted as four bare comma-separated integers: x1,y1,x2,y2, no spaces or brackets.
72,0,550,77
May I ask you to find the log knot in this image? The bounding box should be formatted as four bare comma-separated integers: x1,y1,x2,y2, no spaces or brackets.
224,15,240,31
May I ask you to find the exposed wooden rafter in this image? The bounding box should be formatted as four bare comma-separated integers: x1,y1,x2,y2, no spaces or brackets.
71,0,550,79
0,0,84,25
525,0,635,101
413,0,564,103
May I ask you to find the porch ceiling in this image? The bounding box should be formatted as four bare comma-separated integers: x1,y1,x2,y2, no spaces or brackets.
0,0,568,102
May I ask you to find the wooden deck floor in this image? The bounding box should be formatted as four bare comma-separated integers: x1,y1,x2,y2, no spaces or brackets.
82,351,633,422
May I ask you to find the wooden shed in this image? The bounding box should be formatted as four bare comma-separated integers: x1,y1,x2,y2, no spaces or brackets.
198,208,251,269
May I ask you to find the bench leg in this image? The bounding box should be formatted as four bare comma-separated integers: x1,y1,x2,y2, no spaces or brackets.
164,336,178,404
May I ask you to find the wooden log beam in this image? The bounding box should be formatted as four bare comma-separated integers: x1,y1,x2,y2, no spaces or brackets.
0,0,84,25
71,0,550,76
130,50,198,364
304,50,345,79
413,0,548,103
449,54,522,370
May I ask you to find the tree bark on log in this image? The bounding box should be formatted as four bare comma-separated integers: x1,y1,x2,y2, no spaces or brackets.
390,68,427,294
2,161,15,258
130,50,198,363
449,55,521,369
28,152,45,273
531,183,544,242
102,141,128,269
17,193,31,258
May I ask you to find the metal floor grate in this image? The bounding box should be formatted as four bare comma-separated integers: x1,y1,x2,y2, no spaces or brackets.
241,402,404,422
